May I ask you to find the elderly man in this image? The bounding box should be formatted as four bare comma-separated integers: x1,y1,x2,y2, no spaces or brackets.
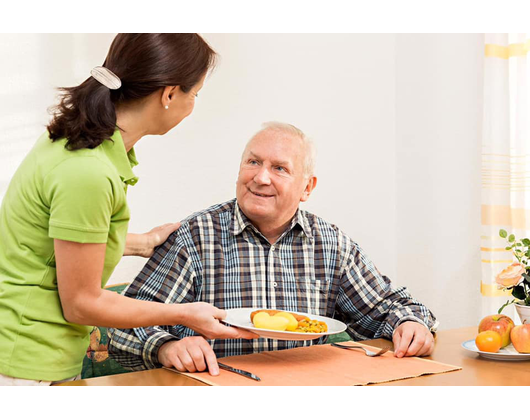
109,122,437,376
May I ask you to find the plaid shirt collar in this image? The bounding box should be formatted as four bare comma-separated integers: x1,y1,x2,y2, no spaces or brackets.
231,201,313,242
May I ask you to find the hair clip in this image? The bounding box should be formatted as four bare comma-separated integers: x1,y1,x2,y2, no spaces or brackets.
90,66,122,90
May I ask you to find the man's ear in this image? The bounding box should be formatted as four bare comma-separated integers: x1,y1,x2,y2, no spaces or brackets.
300,176,317,202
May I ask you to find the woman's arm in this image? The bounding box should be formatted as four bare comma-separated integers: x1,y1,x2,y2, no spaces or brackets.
123,222,181,257
54,239,255,340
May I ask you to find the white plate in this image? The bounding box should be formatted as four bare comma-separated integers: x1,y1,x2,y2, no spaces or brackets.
461,339,530,361
222,308,347,341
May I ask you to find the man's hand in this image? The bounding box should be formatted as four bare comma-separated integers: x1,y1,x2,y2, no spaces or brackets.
392,321,435,358
158,337,219,375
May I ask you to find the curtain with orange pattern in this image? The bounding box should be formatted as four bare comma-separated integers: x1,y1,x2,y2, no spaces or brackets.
481,34,530,318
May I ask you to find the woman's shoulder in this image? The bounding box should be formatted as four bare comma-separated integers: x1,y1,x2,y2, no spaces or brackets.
34,132,119,180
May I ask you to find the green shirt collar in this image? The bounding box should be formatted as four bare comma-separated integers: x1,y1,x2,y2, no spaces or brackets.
103,130,139,186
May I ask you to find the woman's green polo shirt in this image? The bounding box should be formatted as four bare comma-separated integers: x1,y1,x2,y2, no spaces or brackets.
0,130,138,381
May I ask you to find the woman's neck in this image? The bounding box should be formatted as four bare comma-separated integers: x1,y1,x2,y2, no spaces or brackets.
115,105,151,152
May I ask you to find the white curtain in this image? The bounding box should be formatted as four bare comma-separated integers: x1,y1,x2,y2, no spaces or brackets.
0,34,115,203
481,33,530,321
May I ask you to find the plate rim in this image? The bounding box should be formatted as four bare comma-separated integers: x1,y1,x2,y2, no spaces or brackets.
461,339,530,360
222,307,347,338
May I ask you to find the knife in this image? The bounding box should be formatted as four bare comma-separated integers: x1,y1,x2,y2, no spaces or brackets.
218,362,261,381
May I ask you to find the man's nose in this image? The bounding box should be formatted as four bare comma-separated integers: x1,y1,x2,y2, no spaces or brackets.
253,166,271,185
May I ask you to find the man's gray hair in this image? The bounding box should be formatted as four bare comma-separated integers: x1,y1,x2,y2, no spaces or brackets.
245,121,316,178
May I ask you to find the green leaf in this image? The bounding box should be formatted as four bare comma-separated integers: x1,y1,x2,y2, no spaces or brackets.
522,238,530,246
507,246,514,250
509,234,516,242
498,299,515,314
512,285,526,300
500,229,508,238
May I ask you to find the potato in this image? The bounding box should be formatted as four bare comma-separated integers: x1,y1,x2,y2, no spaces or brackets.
252,311,272,326
252,312,289,331
250,309,309,323
273,312,299,331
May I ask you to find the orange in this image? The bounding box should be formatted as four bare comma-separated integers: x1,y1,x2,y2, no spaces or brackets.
475,331,502,353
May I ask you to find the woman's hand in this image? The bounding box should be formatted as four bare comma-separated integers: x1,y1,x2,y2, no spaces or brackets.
178,302,258,340
55,239,260,335
144,222,182,255
124,222,181,257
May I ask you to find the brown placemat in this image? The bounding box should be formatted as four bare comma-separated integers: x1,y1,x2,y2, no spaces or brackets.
174,342,461,386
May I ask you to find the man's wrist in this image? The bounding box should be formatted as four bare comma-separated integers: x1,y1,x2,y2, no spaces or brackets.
158,340,178,367
392,318,437,337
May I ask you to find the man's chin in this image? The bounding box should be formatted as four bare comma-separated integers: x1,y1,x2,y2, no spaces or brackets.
244,208,270,220
239,203,272,221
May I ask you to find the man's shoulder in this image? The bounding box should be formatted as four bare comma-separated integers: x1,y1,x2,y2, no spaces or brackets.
300,209,356,248
300,208,340,235
164,199,235,250
177,199,236,240
182,199,236,226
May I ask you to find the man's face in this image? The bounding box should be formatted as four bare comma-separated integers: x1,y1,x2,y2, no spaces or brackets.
236,129,316,230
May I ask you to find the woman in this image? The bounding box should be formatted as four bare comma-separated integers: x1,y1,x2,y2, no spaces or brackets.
0,33,254,385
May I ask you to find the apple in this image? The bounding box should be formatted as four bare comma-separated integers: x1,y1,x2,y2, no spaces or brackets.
510,325,530,353
478,314,515,348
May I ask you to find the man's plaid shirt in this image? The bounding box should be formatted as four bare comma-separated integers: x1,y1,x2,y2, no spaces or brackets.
108,199,437,370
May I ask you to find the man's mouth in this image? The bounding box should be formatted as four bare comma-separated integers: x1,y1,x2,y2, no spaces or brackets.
249,189,273,198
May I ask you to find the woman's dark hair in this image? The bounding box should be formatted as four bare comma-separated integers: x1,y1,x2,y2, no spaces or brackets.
47,33,217,150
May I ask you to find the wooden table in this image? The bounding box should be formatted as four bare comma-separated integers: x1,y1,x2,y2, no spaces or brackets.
59,326,530,386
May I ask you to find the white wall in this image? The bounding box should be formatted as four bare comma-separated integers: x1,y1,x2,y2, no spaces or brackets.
118,33,399,292
395,34,484,329
0,33,116,198
0,34,484,330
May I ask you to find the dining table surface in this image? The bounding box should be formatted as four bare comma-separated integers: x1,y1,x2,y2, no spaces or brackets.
59,326,530,386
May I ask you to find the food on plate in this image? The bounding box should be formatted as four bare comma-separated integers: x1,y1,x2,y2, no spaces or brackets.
250,309,309,323
510,324,530,353
250,309,328,333
273,312,299,331
294,318,328,333
478,314,515,348
252,311,289,331
475,330,502,353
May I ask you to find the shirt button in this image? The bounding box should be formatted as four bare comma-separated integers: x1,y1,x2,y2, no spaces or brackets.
273,282,278,287
271,246,275,251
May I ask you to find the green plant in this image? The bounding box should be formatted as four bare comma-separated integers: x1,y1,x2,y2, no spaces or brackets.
497,229,530,314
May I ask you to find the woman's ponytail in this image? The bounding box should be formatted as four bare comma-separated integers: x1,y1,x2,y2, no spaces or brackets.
47,33,216,151
47,76,118,150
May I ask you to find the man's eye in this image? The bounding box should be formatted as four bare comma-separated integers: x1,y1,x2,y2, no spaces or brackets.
275,166,286,172
249,160,258,165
